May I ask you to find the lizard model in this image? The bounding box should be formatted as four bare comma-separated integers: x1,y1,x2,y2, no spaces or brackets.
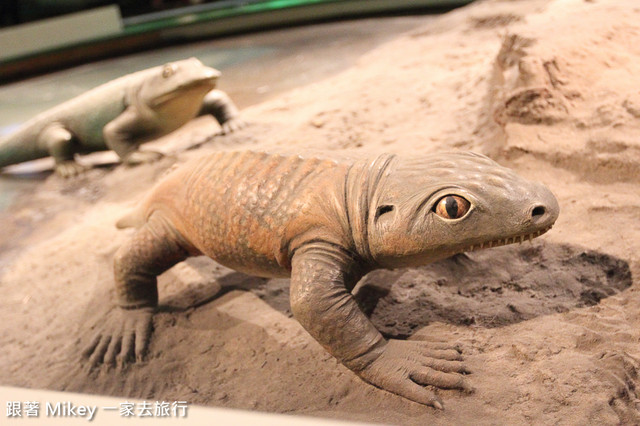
86,150,559,408
0,57,243,177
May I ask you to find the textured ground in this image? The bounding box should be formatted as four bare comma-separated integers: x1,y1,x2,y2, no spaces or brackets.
1,0,640,424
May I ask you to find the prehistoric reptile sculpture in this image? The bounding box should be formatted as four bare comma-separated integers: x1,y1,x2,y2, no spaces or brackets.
0,58,243,177
86,150,559,408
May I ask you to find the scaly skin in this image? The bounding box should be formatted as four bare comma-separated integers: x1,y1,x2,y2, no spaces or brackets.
87,150,559,408
0,58,245,177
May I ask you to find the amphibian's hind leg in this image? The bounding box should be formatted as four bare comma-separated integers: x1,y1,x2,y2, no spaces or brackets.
290,243,471,409
84,214,191,368
39,124,87,177
198,89,246,134
103,106,162,166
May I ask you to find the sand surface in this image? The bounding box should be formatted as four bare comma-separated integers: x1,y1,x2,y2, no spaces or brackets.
1,0,640,424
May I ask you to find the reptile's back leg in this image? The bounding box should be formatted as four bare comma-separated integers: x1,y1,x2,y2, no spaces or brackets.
85,213,193,367
38,124,87,177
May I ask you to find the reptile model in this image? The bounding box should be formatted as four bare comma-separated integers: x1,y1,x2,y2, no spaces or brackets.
85,150,559,408
0,57,244,177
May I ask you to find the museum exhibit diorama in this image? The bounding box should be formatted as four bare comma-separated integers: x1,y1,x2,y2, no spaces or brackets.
0,0,639,424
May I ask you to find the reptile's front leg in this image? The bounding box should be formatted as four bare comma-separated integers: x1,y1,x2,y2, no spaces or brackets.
290,243,471,408
198,89,246,134
103,107,163,166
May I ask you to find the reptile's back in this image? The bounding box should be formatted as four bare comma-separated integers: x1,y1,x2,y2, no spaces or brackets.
140,151,350,277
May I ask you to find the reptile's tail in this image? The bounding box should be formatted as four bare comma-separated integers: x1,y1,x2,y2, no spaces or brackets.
0,134,47,169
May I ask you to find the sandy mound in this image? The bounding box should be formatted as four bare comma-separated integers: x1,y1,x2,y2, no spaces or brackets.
1,0,640,424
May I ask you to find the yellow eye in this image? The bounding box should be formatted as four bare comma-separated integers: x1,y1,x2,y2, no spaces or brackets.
433,195,470,219
162,64,176,78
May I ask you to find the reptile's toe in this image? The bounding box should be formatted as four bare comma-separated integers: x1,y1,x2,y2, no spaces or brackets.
220,118,246,135
420,348,463,361
418,357,471,374
397,381,444,409
410,336,465,353
55,161,87,178
410,367,471,391
117,329,135,368
104,339,121,366
88,334,112,367
134,321,152,362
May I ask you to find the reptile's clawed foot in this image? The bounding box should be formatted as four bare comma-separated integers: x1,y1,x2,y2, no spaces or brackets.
55,161,88,178
83,307,153,368
123,150,163,166
220,118,247,135
357,339,472,409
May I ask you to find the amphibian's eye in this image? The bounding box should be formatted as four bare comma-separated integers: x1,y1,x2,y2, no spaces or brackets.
162,64,176,78
433,195,470,219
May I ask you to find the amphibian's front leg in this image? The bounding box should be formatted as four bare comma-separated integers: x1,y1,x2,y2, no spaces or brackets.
103,107,163,166
198,89,246,134
84,214,191,367
38,124,88,177
290,243,471,408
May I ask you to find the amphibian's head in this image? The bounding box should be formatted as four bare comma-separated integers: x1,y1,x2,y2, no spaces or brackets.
140,57,220,109
367,152,559,268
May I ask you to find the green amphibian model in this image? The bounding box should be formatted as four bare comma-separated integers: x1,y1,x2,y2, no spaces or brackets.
86,150,559,409
0,57,244,177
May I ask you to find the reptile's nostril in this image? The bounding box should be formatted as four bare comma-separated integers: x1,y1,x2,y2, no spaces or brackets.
531,206,546,217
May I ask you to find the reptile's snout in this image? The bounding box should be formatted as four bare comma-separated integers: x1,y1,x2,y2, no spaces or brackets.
526,184,559,229
204,68,221,81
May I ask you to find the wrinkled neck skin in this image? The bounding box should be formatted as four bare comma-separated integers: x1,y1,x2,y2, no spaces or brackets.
350,152,559,270
343,154,396,267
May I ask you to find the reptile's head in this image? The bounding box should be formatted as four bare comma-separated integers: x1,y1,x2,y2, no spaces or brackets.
367,151,559,268
140,57,220,108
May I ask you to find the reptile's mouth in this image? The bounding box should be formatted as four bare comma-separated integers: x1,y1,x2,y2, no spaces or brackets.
178,77,217,91
463,224,553,252
151,78,218,107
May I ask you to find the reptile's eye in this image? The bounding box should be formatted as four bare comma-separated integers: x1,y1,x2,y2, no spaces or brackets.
162,64,176,78
433,195,470,219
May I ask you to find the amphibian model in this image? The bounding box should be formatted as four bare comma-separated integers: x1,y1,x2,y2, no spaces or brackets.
86,150,559,408
0,58,243,177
